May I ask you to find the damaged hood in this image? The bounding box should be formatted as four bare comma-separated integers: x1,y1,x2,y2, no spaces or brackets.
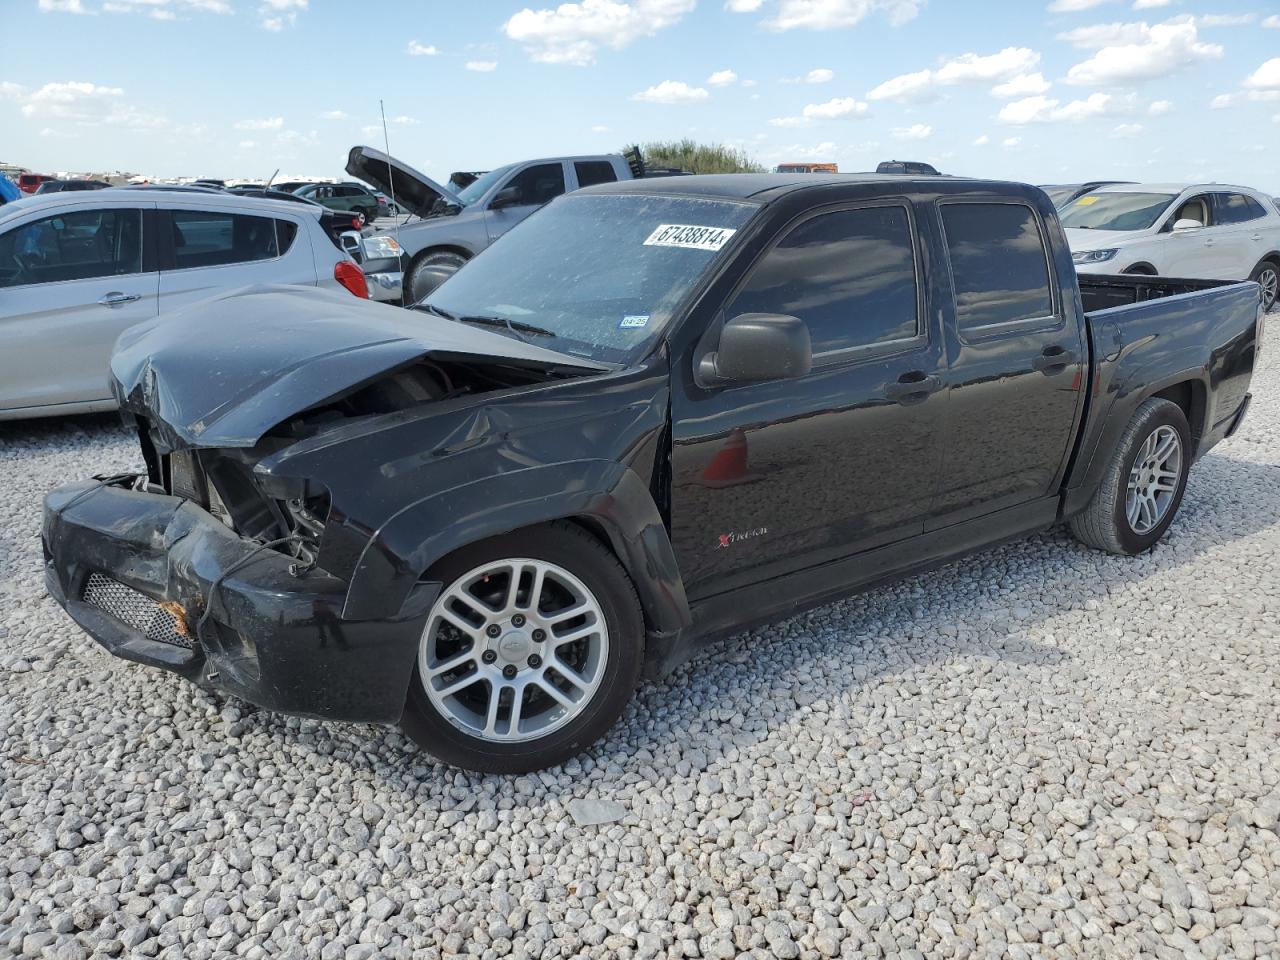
111,285,608,450
345,145,463,219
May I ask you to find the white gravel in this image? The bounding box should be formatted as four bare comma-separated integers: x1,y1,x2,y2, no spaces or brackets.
2,352,1278,960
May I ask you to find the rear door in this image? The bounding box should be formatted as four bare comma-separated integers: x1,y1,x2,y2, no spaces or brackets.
156,205,316,311
0,201,158,411
927,198,1086,527
484,162,568,243
1211,192,1272,279
670,200,946,598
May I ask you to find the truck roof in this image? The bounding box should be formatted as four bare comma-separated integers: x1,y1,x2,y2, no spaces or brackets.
580,172,996,203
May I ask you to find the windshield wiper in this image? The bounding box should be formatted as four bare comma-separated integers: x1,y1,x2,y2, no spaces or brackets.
459,315,557,341
418,302,457,320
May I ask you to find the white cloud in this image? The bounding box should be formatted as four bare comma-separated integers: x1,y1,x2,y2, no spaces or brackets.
992,72,1051,98
93,0,233,18
504,0,695,65
707,69,738,86
1244,58,1280,91
407,41,439,56
1,80,173,131
1147,99,1172,114
259,0,305,31
235,117,285,130
388,115,419,126
38,0,88,12
768,116,810,128
892,122,932,139
1132,0,1170,7
1058,22,1150,48
804,96,868,118
1048,0,1109,10
724,0,764,9
591,124,610,132
1264,15,1280,28
466,60,498,72
1111,122,1143,136
868,47,1040,102
973,133,990,145
238,139,255,148
1198,14,1253,27
1065,21,1222,85
1210,93,1235,108
999,91,1131,123
761,0,922,31
1002,136,1021,147
806,68,834,83
319,110,347,120
631,80,709,103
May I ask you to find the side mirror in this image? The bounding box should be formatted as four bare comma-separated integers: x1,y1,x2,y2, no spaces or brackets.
699,313,812,386
490,186,522,210
1172,218,1203,232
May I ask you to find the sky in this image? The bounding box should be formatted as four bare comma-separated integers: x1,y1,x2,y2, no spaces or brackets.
1,0,1278,192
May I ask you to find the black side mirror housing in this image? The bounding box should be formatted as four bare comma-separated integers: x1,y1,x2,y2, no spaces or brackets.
699,313,812,387
490,186,521,210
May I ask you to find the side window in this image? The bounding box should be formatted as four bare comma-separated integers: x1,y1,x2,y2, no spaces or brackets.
1171,195,1211,228
170,210,280,269
940,202,1054,330
0,208,143,289
574,161,618,188
501,163,566,207
276,219,299,255
727,205,920,356
1215,193,1267,224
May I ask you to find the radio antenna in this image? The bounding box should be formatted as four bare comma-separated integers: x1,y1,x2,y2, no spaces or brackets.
379,99,401,247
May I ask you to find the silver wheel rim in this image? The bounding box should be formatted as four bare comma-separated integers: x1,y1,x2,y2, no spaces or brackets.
1260,267,1278,310
1126,425,1182,535
418,558,609,743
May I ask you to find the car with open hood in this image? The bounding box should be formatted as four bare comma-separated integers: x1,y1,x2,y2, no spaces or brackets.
43,173,1262,773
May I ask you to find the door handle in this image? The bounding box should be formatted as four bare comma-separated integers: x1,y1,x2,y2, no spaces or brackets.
1252,234,1264,242
1033,345,1077,374
883,371,940,404
98,292,141,306
1203,239,1215,247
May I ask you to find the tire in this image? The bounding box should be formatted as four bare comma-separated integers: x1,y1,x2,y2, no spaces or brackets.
406,250,468,305
1249,258,1278,313
1069,398,1191,555
401,521,644,773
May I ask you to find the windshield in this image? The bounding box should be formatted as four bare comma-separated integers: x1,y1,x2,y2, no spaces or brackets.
1040,185,1078,208
455,163,516,206
419,193,757,364
1059,192,1176,231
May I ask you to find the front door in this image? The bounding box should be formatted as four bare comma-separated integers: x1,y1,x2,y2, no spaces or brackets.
484,162,567,244
670,201,946,600
1161,193,1234,279
927,199,1086,526
0,203,158,411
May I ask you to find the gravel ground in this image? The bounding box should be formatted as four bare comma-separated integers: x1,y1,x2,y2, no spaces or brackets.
2,351,1278,960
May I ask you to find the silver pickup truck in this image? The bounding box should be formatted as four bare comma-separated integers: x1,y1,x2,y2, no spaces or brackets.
347,146,673,304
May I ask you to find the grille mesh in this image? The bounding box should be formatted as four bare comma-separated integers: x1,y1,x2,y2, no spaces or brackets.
81,573,194,649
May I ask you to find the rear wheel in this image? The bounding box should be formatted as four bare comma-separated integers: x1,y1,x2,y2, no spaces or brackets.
1069,398,1191,555
1250,258,1278,313
401,522,644,773
407,250,468,305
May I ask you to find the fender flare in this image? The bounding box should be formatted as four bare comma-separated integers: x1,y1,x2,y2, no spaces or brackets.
341,459,692,643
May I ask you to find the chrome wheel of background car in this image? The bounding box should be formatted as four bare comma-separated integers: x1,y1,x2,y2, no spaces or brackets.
418,558,609,743
1260,266,1278,311
1126,425,1182,535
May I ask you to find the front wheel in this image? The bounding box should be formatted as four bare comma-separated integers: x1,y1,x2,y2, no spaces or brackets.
401,522,644,773
1069,398,1191,555
406,250,468,304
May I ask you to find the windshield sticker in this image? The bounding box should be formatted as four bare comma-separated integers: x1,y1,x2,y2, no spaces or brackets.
620,314,650,329
1075,196,1100,206
643,224,737,251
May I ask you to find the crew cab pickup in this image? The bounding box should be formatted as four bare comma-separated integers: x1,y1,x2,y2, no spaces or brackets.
42,174,1263,773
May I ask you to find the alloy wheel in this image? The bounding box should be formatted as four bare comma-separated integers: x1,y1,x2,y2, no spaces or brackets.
1259,266,1278,312
1125,425,1182,535
418,558,609,743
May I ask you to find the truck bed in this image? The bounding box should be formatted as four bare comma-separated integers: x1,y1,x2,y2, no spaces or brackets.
1077,273,1236,313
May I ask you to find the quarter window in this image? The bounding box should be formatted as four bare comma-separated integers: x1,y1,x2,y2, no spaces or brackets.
941,202,1054,330
0,208,143,288
575,161,618,188
170,210,281,269
501,163,566,207
728,205,920,355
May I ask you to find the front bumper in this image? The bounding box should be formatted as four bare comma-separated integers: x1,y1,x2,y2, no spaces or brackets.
362,253,405,303
42,479,436,723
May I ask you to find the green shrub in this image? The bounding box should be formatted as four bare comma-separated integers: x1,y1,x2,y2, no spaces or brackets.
634,139,765,175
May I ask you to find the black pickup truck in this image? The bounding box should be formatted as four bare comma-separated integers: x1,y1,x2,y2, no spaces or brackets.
43,174,1262,773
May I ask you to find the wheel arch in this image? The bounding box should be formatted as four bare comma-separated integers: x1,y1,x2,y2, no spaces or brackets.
411,243,473,265
1150,378,1207,453
1121,262,1157,275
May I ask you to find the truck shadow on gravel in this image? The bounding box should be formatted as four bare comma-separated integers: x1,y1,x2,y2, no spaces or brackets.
218,447,1280,800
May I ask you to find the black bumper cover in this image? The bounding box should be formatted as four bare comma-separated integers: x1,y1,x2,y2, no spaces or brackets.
43,480,437,724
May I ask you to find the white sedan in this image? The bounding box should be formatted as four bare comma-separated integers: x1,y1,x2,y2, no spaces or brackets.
1063,182,1279,312
0,188,371,421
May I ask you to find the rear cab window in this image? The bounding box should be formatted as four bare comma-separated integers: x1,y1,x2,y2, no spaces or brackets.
575,161,619,189
939,201,1055,332
727,203,921,360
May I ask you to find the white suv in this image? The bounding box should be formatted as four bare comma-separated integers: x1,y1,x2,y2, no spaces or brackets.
0,188,370,420
1063,182,1280,312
